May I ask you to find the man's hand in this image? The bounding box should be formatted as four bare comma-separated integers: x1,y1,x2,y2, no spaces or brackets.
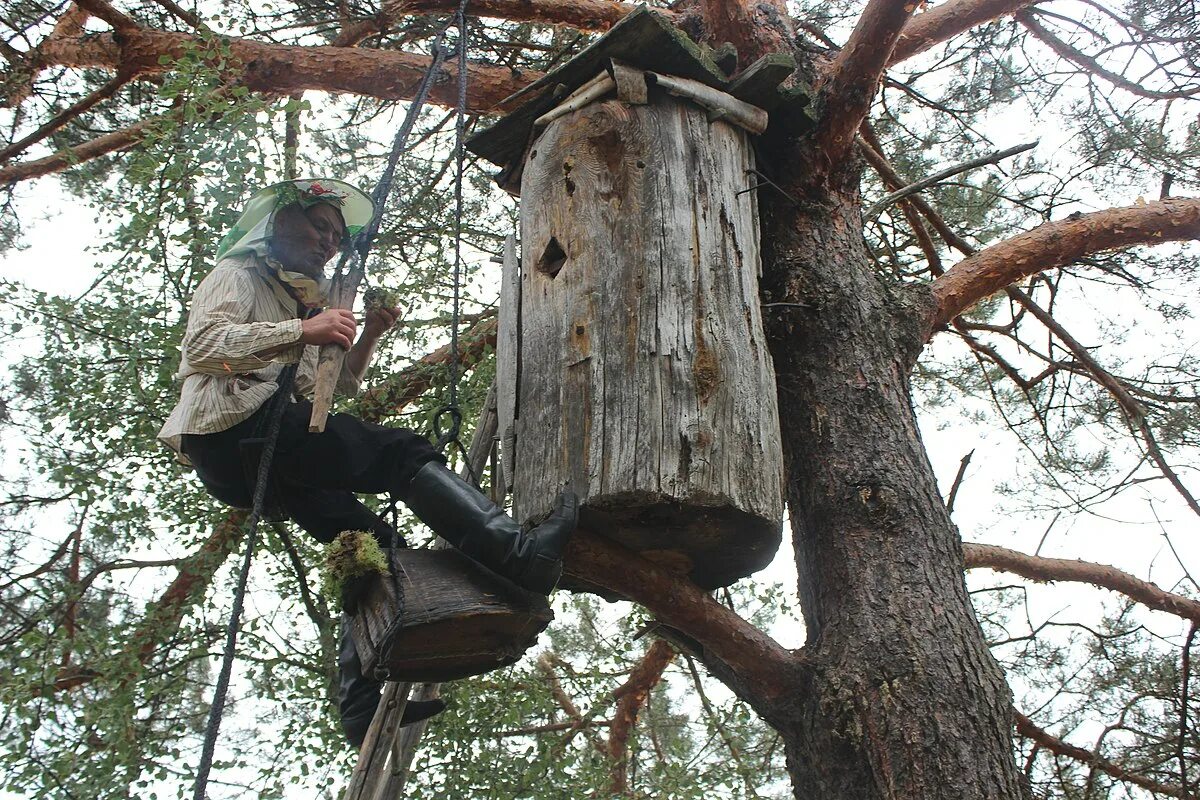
301,308,357,350
362,306,402,341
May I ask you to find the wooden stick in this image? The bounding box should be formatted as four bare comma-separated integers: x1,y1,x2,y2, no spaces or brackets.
646,72,768,134
309,257,365,432
533,72,615,128
342,681,412,800
864,140,1038,219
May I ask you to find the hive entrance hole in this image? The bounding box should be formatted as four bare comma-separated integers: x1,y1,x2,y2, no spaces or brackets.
537,237,567,278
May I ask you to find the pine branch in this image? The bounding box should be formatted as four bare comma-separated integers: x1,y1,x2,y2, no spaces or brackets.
927,198,1200,332
0,70,133,163
0,103,172,184
1018,10,1200,100
1015,711,1188,797
866,122,1200,527
964,542,1200,623
865,140,1038,220
147,0,204,29
1004,286,1200,520
683,654,765,799
607,639,676,796
74,0,140,34
811,0,919,175
890,0,1036,64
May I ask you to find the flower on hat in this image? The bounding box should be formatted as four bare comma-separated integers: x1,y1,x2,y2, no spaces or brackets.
274,181,348,210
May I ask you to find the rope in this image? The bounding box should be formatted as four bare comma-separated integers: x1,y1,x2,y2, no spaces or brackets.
190,26,460,798
433,0,470,455
191,363,297,800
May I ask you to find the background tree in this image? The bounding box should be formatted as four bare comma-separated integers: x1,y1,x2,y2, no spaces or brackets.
1,0,1198,798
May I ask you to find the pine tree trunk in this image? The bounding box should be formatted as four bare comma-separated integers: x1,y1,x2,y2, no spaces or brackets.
757,160,1031,799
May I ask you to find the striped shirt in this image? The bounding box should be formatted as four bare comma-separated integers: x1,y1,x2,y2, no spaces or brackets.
157,253,360,458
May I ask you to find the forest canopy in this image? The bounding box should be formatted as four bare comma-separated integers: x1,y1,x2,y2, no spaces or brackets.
1,0,1199,798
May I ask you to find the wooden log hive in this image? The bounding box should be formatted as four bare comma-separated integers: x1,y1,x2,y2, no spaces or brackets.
353,549,553,683
499,73,785,589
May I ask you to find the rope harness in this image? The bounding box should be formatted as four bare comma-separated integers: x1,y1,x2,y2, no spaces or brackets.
191,12,472,796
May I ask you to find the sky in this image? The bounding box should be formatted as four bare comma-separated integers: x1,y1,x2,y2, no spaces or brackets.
2,4,1200,795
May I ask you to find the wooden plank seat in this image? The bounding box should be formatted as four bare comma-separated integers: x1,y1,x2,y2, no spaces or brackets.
350,548,554,684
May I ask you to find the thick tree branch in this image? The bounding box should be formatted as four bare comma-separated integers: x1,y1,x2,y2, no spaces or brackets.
964,542,1200,622
1015,711,1187,797
608,639,676,796
811,0,918,173
689,0,791,68
6,7,537,185
334,0,650,46
36,29,538,111
927,198,1200,331
357,313,497,419
890,0,1035,64
565,532,798,702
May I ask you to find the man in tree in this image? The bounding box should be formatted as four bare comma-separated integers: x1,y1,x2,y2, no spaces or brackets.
155,178,579,744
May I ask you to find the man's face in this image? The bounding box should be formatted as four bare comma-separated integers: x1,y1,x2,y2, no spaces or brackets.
269,202,347,277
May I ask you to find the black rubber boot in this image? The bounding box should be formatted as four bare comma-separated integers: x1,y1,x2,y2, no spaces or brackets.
337,618,445,748
404,462,578,594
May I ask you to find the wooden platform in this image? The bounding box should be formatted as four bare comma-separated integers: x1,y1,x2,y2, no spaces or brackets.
351,549,553,683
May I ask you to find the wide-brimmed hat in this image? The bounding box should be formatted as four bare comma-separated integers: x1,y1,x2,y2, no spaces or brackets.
215,178,375,261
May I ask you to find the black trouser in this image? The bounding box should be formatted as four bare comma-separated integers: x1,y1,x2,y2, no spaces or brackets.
182,398,442,745
181,398,442,545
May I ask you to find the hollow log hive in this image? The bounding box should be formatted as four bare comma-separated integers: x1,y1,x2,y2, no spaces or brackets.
469,10,804,589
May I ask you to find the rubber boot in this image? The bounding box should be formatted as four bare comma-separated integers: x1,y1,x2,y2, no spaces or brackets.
337,617,445,748
404,461,578,594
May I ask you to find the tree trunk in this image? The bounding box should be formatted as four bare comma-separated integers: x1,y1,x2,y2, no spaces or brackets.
757,157,1030,798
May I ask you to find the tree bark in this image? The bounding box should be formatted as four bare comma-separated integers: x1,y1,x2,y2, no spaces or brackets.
36,29,535,111
756,144,1029,797
928,198,1200,331
964,542,1200,622
889,0,1036,64
514,95,784,589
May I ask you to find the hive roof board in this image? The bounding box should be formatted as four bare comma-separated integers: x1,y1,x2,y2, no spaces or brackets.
465,6,798,171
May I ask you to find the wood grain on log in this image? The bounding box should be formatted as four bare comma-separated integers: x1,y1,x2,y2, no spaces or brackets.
511,90,783,588
497,235,520,497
